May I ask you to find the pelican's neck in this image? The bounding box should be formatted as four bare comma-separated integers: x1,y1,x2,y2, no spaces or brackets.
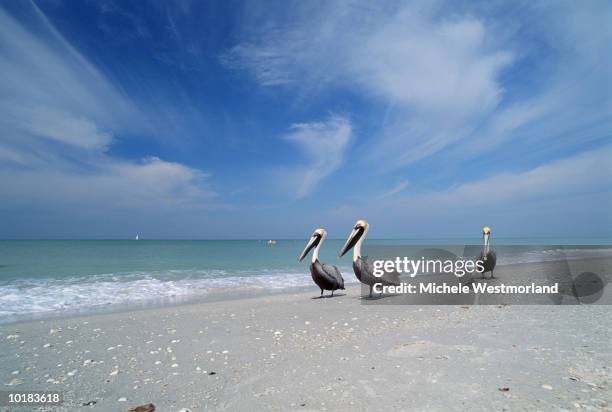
312,237,324,263
483,235,490,255
353,227,368,262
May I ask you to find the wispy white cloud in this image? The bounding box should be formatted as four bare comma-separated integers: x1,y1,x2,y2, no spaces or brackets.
0,157,215,211
0,4,215,220
222,2,513,166
220,42,296,86
327,146,612,236
352,15,511,112
11,106,113,151
281,115,352,198
222,1,610,171
0,6,136,129
417,147,612,206
378,180,410,199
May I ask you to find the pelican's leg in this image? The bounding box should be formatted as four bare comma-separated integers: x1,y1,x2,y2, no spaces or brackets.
369,285,373,298
490,269,495,279
320,289,324,297
331,290,334,297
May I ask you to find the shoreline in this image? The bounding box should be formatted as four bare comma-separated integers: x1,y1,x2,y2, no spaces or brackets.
2,255,610,326
0,284,320,327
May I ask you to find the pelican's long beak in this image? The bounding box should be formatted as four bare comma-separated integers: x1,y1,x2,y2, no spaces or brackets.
298,234,320,262
339,226,364,257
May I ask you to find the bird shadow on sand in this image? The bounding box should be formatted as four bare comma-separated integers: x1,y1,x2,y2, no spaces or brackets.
360,293,400,301
311,293,346,299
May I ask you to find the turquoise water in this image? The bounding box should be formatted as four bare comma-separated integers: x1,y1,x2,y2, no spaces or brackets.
0,239,356,323
0,240,334,280
0,239,610,323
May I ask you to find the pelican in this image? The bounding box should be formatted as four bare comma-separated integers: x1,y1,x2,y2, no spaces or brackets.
339,219,400,298
298,228,345,297
478,226,497,278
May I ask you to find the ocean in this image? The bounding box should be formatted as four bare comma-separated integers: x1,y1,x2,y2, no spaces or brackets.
1,239,611,323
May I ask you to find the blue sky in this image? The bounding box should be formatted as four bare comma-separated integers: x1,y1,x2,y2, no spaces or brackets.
0,0,610,239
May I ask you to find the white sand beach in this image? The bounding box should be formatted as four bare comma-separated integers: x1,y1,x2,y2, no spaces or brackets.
1,279,610,411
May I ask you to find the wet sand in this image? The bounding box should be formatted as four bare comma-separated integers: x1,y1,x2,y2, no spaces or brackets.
1,262,611,411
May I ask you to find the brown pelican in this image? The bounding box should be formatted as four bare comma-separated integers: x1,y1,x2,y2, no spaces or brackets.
339,219,400,298
478,226,497,278
298,228,345,297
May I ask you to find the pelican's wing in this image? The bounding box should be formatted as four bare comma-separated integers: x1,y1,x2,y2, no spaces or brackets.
360,256,374,274
488,250,497,268
321,263,344,287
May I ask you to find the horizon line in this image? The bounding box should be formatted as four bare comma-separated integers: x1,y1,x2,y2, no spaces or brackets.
1,237,611,241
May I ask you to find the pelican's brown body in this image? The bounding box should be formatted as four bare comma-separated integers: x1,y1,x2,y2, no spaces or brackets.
310,260,345,296
299,228,345,297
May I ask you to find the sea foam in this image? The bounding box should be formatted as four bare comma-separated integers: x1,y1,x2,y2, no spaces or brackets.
0,268,355,323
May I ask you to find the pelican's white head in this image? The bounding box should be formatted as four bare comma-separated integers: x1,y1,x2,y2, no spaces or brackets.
298,228,327,263
482,226,491,253
339,219,369,260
